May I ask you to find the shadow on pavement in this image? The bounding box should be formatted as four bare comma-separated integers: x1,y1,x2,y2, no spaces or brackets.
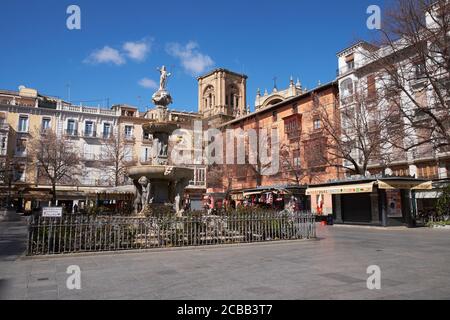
0,221,28,260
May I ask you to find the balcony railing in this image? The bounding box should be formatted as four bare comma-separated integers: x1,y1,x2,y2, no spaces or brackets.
0,148,7,156
337,61,362,76
188,180,206,188
83,153,100,161
83,131,97,138
0,124,9,131
64,129,78,137
102,132,112,139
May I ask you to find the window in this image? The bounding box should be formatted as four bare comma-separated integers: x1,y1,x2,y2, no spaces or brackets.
313,119,321,130
415,62,426,79
66,119,77,135
340,78,354,104
195,167,206,184
123,145,133,162
18,116,28,132
391,166,409,177
367,74,376,100
142,147,151,163
0,136,6,155
84,144,95,160
103,123,111,139
344,54,355,73
272,111,278,120
14,165,26,182
284,117,300,138
417,163,438,179
15,138,27,156
41,118,51,133
124,125,133,139
84,121,94,137
203,86,215,110
293,150,301,167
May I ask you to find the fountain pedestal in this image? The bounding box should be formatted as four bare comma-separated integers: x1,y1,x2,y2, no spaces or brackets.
127,66,194,216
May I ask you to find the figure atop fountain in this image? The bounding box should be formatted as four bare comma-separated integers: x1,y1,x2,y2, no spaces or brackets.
152,65,173,110
157,65,171,91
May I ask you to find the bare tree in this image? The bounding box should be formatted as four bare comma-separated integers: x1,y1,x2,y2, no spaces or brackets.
0,157,14,207
29,130,81,205
100,133,133,187
363,0,450,153
279,140,305,185
315,89,402,176
206,164,234,197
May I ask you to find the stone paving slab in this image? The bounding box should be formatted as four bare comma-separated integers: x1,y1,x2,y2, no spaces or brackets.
1,220,450,300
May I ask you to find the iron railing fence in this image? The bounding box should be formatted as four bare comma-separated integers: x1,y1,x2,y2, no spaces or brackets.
27,211,316,256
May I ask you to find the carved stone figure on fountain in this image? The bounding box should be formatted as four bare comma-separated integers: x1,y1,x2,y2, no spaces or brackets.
157,65,171,91
174,193,183,217
152,65,173,109
134,176,154,216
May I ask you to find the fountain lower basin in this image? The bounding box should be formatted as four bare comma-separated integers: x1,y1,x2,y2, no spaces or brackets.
127,165,193,204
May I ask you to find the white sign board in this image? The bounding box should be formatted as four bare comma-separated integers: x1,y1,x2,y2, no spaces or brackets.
42,207,63,218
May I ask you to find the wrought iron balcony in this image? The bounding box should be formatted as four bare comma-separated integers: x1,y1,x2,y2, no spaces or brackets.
83,130,97,138
64,129,78,137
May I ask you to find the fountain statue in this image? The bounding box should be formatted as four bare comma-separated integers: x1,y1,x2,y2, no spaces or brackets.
127,65,194,216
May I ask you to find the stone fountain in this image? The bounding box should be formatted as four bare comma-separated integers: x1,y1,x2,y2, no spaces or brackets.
127,66,194,216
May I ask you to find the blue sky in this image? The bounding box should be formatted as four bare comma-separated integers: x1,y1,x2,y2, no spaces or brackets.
0,0,386,112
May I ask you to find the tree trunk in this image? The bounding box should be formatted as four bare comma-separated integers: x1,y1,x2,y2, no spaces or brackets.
51,183,57,206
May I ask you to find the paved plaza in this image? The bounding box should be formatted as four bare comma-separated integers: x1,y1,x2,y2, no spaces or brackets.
1,219,450,300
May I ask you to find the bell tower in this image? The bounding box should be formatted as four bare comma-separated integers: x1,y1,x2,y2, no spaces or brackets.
197,68,247,122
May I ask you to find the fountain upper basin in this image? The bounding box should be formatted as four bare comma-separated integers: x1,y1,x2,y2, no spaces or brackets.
127,165,193,181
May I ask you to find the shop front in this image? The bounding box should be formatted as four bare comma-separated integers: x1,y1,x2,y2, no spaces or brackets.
306,177,433,227
231,185,309,211
414,179,449,224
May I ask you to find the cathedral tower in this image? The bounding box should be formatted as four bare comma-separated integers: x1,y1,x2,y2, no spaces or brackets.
197,69,247,122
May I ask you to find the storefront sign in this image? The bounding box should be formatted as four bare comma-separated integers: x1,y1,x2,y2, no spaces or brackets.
306,182,374,195
42,207,63,218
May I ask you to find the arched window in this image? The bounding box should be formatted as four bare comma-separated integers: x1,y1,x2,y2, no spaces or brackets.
203,85,215,110
228,85,239,108
340,78,354,98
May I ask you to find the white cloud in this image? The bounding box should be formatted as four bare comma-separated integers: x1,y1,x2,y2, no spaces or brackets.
84,46,125,65
123,39,151,62
166,41,214,76
138,77,158,89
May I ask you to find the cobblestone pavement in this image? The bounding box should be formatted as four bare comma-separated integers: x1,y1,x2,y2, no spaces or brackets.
1,219,450,300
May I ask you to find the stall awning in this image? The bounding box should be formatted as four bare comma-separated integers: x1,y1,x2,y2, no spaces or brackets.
377,180,433,190
243,191,263,197
306,182,374,195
